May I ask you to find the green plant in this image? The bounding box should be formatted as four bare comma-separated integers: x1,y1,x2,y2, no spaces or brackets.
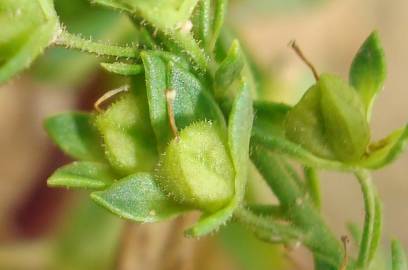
1,0,408,269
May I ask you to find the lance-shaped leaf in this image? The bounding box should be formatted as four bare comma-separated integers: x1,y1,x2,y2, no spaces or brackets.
47,161,116,190
45,112,105,161
186,78,253,237
359,124,408,169
215,39,244,91
349,31,386,119
0,0,59,84
142,51,225,151
319,74,370,162
91,173,188,222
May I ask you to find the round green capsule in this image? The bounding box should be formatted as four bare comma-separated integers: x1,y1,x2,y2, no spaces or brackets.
157,121,235,212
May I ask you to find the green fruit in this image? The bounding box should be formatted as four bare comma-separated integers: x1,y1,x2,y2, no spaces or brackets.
95,92,157,174
285,74,370,162
157,121,234,212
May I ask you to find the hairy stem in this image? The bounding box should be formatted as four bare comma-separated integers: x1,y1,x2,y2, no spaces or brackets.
251,145,343,267
55,31,139,58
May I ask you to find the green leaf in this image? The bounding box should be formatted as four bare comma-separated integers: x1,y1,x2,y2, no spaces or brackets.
142,51,225,151
192,0,211,48
51,199,123,270
45,112,105,161
91,173,187,222
349,31,386,119
167,61,226,130
0,0,59,84
253,101,291,138
392,240,408,270
100,62,143,76
95,92,157,175
358,124,408,169
186,78,253,237
47,161,116,190
215,39,245,91
319,74,370,162
209,0,227,51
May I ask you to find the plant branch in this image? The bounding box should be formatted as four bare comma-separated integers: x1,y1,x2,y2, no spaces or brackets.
251,145,344,267
55,30,139,58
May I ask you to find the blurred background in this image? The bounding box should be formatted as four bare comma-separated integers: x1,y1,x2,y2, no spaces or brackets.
0,0,407,269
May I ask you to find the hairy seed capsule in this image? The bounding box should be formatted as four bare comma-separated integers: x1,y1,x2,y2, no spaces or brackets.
157,121,234,212
95,93,156,174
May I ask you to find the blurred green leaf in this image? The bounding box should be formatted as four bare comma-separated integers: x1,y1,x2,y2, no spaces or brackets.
0,0,59,84
392,240,408,270
47,161,116,190
186,78,253,237
219,222,288,270
91,173,188,222
45,112,105,161
350,31,386,119
51,198,123,270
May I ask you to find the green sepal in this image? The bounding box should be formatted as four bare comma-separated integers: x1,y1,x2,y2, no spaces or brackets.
215,39,244,91
95,92,157,175
349,31,386,119
392,240,408,270
359,124,408,169
167,61,226,131
45,112,105,161
186,78,253,237
319,74,370,162
284,84,336,160
91,173,188,223
47,161,116,190
142,51,225,151
0,0,59,84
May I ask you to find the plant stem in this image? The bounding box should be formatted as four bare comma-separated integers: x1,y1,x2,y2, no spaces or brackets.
234,207,300,244
304,167,321,211
355,170,377,269
251,145,343,267
55,31,139,58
